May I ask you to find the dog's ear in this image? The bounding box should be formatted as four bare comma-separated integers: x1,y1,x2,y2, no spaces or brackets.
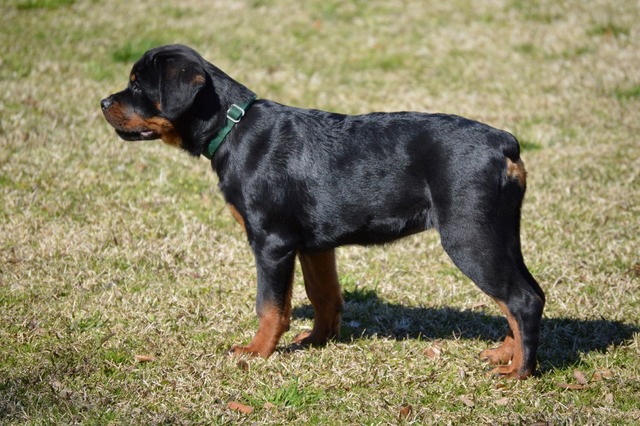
158,58,206,122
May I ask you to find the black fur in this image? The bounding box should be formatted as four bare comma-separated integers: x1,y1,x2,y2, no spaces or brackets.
101,44,545,378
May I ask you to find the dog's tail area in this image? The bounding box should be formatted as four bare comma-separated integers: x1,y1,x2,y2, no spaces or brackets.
500,131,521,163
500,131,527,191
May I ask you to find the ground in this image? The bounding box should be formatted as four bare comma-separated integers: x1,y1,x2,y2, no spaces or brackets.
1,0,639,423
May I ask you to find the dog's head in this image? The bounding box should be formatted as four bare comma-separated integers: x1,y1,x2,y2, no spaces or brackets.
101,44,251,156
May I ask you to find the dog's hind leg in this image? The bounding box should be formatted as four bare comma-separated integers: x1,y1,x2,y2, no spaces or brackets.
435,160,544,378
440,224,544,378
293,250,343,346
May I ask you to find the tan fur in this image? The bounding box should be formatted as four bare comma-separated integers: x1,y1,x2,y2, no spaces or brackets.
506,158,527,188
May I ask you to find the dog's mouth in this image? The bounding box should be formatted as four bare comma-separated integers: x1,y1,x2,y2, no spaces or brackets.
115,129,160,141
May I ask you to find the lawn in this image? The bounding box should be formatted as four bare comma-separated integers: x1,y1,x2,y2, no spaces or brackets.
1,0,639,423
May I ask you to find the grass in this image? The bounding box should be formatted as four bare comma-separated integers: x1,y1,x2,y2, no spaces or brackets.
1,0,639,423
15,0,75,10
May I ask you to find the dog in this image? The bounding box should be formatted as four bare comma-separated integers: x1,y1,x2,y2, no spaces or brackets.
101,44,545,379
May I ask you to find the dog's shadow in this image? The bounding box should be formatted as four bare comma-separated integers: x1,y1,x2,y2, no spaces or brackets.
291,288,638,373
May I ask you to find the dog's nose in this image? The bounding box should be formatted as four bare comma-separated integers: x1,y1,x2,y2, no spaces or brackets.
100,97,113,110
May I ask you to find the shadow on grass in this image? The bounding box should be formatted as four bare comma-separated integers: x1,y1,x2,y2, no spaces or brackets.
292,288,639,373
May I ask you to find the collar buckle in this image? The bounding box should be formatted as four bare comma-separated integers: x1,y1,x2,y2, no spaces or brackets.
203,94,256,160
227,104,246,123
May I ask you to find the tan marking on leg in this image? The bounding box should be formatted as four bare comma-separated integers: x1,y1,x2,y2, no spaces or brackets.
229,304,290,358
293,250,343,346
480,330,515,365
486,300,530,379
227,204,246,233
506,158,527,188
230,264,293,358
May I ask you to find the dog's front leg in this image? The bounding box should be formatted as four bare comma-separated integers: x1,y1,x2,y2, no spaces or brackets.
229,245,295,358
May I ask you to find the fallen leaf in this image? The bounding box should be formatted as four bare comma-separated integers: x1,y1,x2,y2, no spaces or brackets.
495,397,509,406
263,402,276,410
399,404,412,419
604,393,614,404
424,347,441,359
227,401,254,414
460,397,475,408
595,370,613,380
556,382,585,390
237,360,249,372
573,370,588,385
134,354,155,362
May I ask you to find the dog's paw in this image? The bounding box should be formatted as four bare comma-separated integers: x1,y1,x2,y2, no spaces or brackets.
480,347,513,366
487,364,532,380
292,330,314,345
227,344,266,358
292,329,335,347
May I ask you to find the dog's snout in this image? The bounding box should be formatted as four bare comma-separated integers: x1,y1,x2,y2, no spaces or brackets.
101,97,113,110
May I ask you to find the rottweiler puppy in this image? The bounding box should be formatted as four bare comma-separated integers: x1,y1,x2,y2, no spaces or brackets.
101,44,545,379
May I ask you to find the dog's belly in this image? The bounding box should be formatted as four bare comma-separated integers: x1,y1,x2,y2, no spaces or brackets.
300,195,435,250
333,211,432,246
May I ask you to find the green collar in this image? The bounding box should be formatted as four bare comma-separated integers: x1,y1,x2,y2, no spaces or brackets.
202,95,256,159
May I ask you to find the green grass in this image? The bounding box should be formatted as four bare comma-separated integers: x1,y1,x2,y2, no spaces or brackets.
1,0,639,423
614,84,640,101
589,21,631,38
111,39,168,64
16,0,75,10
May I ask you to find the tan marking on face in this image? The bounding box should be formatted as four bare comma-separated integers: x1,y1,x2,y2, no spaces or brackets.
145,116,182,147
126,114,174,135
507,158,527,188
102,101,128,127
159,129,183,148
191,74,206,85
130,74,136,82
103,103,183,148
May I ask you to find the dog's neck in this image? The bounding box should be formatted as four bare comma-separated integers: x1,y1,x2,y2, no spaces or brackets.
201,94,257,159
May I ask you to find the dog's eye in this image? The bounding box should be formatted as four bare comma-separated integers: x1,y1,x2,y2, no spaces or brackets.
130,81,142,94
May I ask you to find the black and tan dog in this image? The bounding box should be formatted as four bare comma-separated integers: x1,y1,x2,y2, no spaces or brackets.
101,44,545,379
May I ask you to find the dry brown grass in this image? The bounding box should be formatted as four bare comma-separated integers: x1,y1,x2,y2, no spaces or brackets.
1,0,639,423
